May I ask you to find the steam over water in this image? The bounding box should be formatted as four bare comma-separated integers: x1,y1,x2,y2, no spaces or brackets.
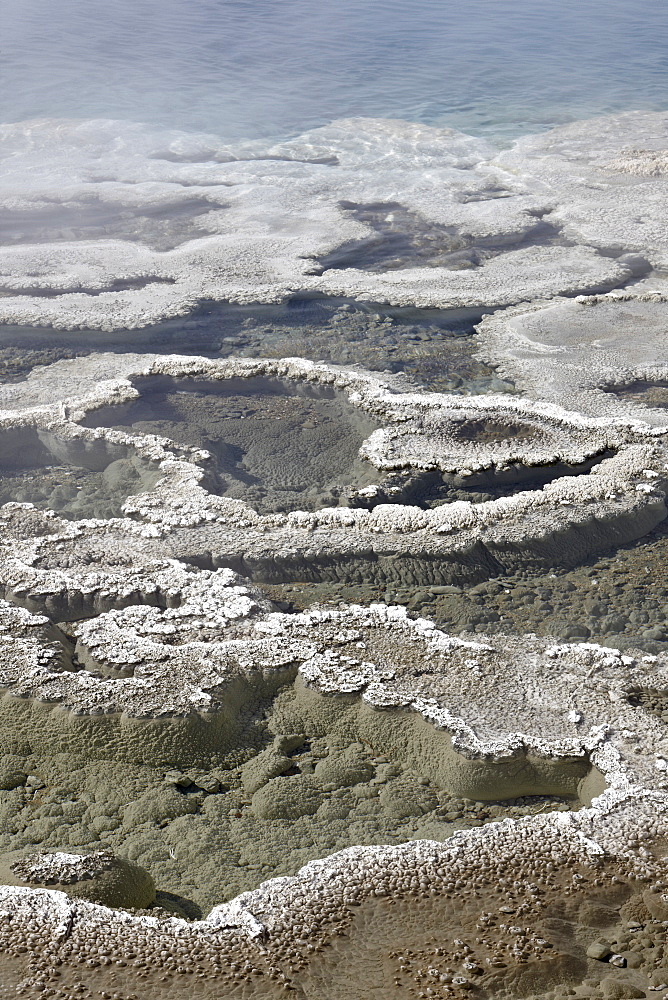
2,0,668,142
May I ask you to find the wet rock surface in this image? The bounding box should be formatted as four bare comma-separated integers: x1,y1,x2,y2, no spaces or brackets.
603,379,668,410
229,300,514,394
2,823,668,999
475,276,668,425
1,352,662,592
0,459,159,521
263,516,668,651
0,114,655,330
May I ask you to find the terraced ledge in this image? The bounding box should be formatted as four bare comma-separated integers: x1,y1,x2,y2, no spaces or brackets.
0,353,666,591
0,595,622,781
475,282,668,428
0,595,668,997
6,111,668,999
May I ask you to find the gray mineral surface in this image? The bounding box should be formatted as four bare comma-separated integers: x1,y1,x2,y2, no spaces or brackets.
4,112,668,1000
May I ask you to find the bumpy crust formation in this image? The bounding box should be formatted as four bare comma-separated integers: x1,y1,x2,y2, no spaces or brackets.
3,112,668,998
0,114,655,330
0,352,665,589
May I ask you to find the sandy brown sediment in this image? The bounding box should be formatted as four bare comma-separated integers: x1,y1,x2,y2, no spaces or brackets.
0,849,155,909
1,812,668,999
0,595,635,779
0,346,666,996
0,573,668,926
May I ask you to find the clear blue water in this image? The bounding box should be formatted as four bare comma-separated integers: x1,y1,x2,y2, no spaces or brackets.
1,0,667,142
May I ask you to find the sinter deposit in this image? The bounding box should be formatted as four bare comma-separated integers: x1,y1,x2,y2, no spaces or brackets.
3,112,668,999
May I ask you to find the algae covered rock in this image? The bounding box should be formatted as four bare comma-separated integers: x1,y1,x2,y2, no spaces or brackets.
122,786,201,829
643,889,668,921
316,797,353,821
240,734,305,796
601,981,645,1000
0,849,155,908
314,746,374,788
251,774,324,820
379,779,438,819
0,766,27,791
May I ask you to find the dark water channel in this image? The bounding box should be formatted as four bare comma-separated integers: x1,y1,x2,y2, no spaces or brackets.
0,297,513,395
